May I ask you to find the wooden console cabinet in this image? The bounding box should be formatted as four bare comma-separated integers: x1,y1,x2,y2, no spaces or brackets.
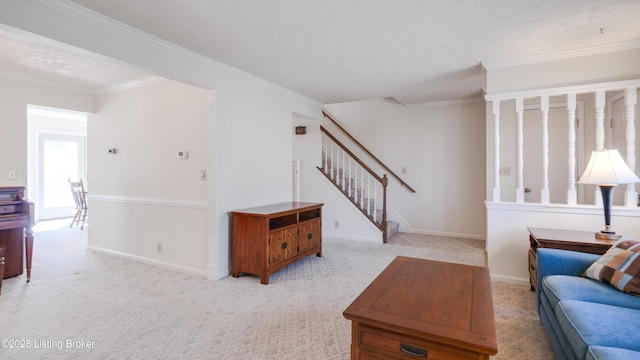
231,202,323,284
527,227,614,291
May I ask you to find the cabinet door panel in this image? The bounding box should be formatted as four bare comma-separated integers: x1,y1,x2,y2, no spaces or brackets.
309,220,321,248
284,227,298,260
298,222,311,253
268,230,284,266
299,220,321,252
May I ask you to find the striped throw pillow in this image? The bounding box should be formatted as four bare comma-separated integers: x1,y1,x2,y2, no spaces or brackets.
584,239,640,297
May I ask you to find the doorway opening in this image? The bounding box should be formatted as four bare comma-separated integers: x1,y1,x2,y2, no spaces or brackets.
27,105,89,222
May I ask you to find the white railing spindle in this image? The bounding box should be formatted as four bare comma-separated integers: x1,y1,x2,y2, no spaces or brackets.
540,96,550,204
625,87,638,207
486,80,640,207
516,98,524,203
492,101,501,202
567,93,577,205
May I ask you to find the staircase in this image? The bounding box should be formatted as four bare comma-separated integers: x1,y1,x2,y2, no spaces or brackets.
318,126,400,242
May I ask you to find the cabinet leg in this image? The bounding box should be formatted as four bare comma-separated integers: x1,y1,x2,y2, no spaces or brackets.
25,228,33,283
260,275,270,285
0,247,5,294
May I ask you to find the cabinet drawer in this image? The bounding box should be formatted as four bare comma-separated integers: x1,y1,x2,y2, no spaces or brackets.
358,325,478,360
528,249,537,281
0,203,21,214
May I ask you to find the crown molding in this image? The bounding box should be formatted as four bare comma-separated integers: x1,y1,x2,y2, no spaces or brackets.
406,96,485,109
0,68,94,94
27,104,89,120
481,40,640,70
485,78,640,102
95,75,166,94
34,0,322,106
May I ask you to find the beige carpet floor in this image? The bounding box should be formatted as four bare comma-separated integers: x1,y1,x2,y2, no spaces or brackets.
0,221,554,359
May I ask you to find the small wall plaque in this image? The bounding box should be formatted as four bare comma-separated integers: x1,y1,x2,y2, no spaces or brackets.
295,126,307,135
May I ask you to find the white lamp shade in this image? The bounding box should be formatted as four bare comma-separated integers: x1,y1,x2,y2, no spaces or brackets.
578,149,640,185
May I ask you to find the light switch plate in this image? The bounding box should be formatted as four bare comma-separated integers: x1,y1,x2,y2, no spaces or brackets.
8,170,16,180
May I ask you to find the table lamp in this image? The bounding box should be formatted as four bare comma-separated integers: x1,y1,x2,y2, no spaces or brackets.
578,149,640,240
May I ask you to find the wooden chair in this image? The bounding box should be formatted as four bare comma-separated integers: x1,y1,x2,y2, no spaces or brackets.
68,179,88,230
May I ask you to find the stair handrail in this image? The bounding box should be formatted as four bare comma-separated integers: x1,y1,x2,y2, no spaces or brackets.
322,109,416,193
319,126,390,242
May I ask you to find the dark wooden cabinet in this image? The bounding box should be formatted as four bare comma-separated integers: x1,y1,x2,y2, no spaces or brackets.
527,227,614,291
0,187,34,282
231,202,323,284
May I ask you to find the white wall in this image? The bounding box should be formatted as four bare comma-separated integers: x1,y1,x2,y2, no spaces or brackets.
486,48,640,94
322,98,487,240
0,76,94,191
87,79,210,275
487,203,640,283
0,0,323,280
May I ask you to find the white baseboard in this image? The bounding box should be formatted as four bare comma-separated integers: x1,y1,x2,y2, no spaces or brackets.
207,264,230,280
322,232,381,243
87,245,208,278
407,228,486,241
490,273,529,286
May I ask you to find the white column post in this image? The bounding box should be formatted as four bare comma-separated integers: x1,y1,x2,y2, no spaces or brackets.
594,90,606,206
595,90,606,151
516,98,525,203
567,93,577,205
625,87,638,207
492,100,501,202
540,96,550,204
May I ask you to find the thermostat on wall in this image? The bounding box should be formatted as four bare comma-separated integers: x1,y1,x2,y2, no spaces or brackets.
177,151,189,159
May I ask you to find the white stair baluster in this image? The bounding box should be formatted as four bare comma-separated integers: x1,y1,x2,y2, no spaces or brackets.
367,174,371,215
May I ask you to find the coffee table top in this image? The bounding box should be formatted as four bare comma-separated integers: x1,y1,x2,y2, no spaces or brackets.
343,256,497,355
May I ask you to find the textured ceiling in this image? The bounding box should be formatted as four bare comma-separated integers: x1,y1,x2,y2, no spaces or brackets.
0,27,155,91
3,0,640,103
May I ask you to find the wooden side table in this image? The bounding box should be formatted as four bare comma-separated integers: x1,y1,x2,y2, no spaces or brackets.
527,227,615,291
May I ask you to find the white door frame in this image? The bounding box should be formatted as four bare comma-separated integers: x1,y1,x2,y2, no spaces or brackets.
35,130,87,220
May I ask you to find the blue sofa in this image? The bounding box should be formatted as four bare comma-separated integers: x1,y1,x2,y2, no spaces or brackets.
536,248,640,360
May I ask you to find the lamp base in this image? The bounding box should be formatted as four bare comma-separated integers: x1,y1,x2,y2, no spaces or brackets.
595,232,622,240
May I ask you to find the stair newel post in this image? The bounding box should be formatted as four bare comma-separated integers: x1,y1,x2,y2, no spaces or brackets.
382,174,388,243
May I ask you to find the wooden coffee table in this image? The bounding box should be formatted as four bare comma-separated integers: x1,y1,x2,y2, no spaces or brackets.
343,256,497,359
